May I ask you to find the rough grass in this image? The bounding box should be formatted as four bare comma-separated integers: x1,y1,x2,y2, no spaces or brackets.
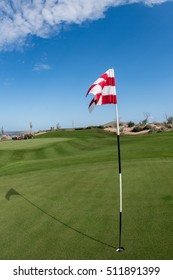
0,129,173,260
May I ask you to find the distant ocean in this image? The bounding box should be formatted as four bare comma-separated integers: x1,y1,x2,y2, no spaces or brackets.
0,131,27,137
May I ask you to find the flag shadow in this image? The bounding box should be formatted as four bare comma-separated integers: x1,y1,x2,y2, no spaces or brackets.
5,188,116,250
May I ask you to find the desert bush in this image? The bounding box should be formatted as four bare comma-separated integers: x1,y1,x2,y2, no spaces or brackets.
167,116,173,124
127,121,135,127
132,126,143,132
143,124,152,130
165,124,173,129
120,126,124,133
75,127,84,130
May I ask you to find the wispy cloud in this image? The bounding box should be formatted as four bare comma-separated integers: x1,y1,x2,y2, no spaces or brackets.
33,62,51,72
3,77,15,87
0,0,171,51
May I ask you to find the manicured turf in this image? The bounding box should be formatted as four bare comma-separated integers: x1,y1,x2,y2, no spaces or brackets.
0,129,173,260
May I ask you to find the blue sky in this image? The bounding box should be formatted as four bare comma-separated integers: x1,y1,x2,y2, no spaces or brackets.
0,0,173,131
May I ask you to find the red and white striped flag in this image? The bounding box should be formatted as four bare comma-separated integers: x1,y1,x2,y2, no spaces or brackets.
86,68,117,112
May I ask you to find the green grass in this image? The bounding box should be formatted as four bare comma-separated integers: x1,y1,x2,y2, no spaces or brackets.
0,129,173,260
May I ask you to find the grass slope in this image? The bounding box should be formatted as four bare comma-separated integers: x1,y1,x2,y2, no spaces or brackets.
0,129,173,260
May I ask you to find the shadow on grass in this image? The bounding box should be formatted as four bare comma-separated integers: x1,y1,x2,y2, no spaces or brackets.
5,188,116,250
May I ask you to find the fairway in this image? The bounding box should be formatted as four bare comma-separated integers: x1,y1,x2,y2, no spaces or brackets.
0,138,70,150
0,129,173,260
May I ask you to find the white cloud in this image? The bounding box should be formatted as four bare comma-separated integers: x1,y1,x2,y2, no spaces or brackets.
33,62,51,72
0,0,171,50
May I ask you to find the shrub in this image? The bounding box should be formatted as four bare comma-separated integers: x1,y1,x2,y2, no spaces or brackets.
143,124,152,130
120,126,124,133
132,126,143,132
167,116,173,124
97,125,104,129
127,121,135,127
165,124,173,129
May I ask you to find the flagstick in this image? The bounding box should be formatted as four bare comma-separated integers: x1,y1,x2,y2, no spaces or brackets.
115,103,125,252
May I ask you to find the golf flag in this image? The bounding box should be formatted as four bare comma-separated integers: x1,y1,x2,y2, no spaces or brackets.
86,68,117,112
86,68,124,252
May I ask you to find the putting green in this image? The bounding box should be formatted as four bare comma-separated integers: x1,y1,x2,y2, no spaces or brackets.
0,129,173,260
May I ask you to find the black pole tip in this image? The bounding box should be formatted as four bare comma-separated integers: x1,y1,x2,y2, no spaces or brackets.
116,247,125,252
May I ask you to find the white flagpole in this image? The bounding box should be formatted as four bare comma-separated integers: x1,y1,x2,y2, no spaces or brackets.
115,103,125,252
